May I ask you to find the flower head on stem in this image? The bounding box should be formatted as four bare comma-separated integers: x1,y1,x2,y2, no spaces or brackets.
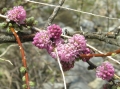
6,6,26,24
96,62,115,81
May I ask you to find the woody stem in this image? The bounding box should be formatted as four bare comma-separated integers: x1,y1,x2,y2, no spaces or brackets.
9,27,30,89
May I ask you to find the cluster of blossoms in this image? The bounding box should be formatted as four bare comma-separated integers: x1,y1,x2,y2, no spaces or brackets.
5,6,116,82
6,6,91,70
47,24,62,39
96,62,115,81
6,6,26,24
33,24,91,71
32,30,51,49
68,34,91,61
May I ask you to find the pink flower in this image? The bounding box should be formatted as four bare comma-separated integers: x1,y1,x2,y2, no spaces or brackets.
61,61,74,71
54,38,64,46
6,6,26,24
96,62,115,81
32,30,51,49
68,34,91,61
48,43,78,63
68,34,86,51
57,43,78,63
47,24,62,39
47,38,64,57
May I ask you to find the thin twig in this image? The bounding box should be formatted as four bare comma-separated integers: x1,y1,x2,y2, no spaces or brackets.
0,44,18,65
0,44,17,57
86,44,120,65
0,13,119,46
0,26,119,47
0,58,13,65
44,0,65,28
26,0,120,20
9,27,30,89
76,0,83,29
55,48,67,89
114,74,120,80
0,14,7,19
0,31,35,43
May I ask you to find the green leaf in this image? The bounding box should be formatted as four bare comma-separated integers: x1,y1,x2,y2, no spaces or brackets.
0,22,7,28
117,87,120,89
1,8,7,14
29,81,35,86
22,84,27,89
27,26,31,29
112,85,117,89
111,53,116,57
7,27,10,33
33,20,38,25
22,76,26,81
26,17,35,26
20,67,26,73
8,23,13,27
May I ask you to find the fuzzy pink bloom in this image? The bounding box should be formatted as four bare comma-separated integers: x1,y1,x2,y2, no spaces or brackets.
47,38,64,59
96,62,115,81
68,34,91,61
32,30,51,49
48,43,78,63
57,43,78,63
61,61,74,71
68,34,86,51
6,6,26,24
54,38,64,46
47,24,62,39
47,38,64,56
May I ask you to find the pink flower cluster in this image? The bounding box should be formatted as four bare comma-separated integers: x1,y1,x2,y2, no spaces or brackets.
57,43,78,63
68,34,91,61
47,24,62,39
32,30,51,49
96,62,115,81
6,6,26,24
33,24,91,71
68,34,86,51
47,43,77,71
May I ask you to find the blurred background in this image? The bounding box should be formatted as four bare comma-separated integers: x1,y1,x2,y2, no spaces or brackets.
0,0,120,89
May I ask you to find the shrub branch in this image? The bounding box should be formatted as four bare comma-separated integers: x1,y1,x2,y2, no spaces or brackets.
9,27,30,89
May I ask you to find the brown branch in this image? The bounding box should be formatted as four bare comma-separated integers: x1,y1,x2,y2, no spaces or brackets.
0,13,119,46
80,48,120,58
0,32,35,43
0,27,120,47
9,27,30,89
44,0,65,28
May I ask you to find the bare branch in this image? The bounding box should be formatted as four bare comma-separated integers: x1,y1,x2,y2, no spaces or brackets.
9,27,30,89
0,44,17,57
0,14,7,19
0,33,35,43
26,0,120,21
55,48,67,89
0,26,119,47
44,0,65,28
86,44,120,65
